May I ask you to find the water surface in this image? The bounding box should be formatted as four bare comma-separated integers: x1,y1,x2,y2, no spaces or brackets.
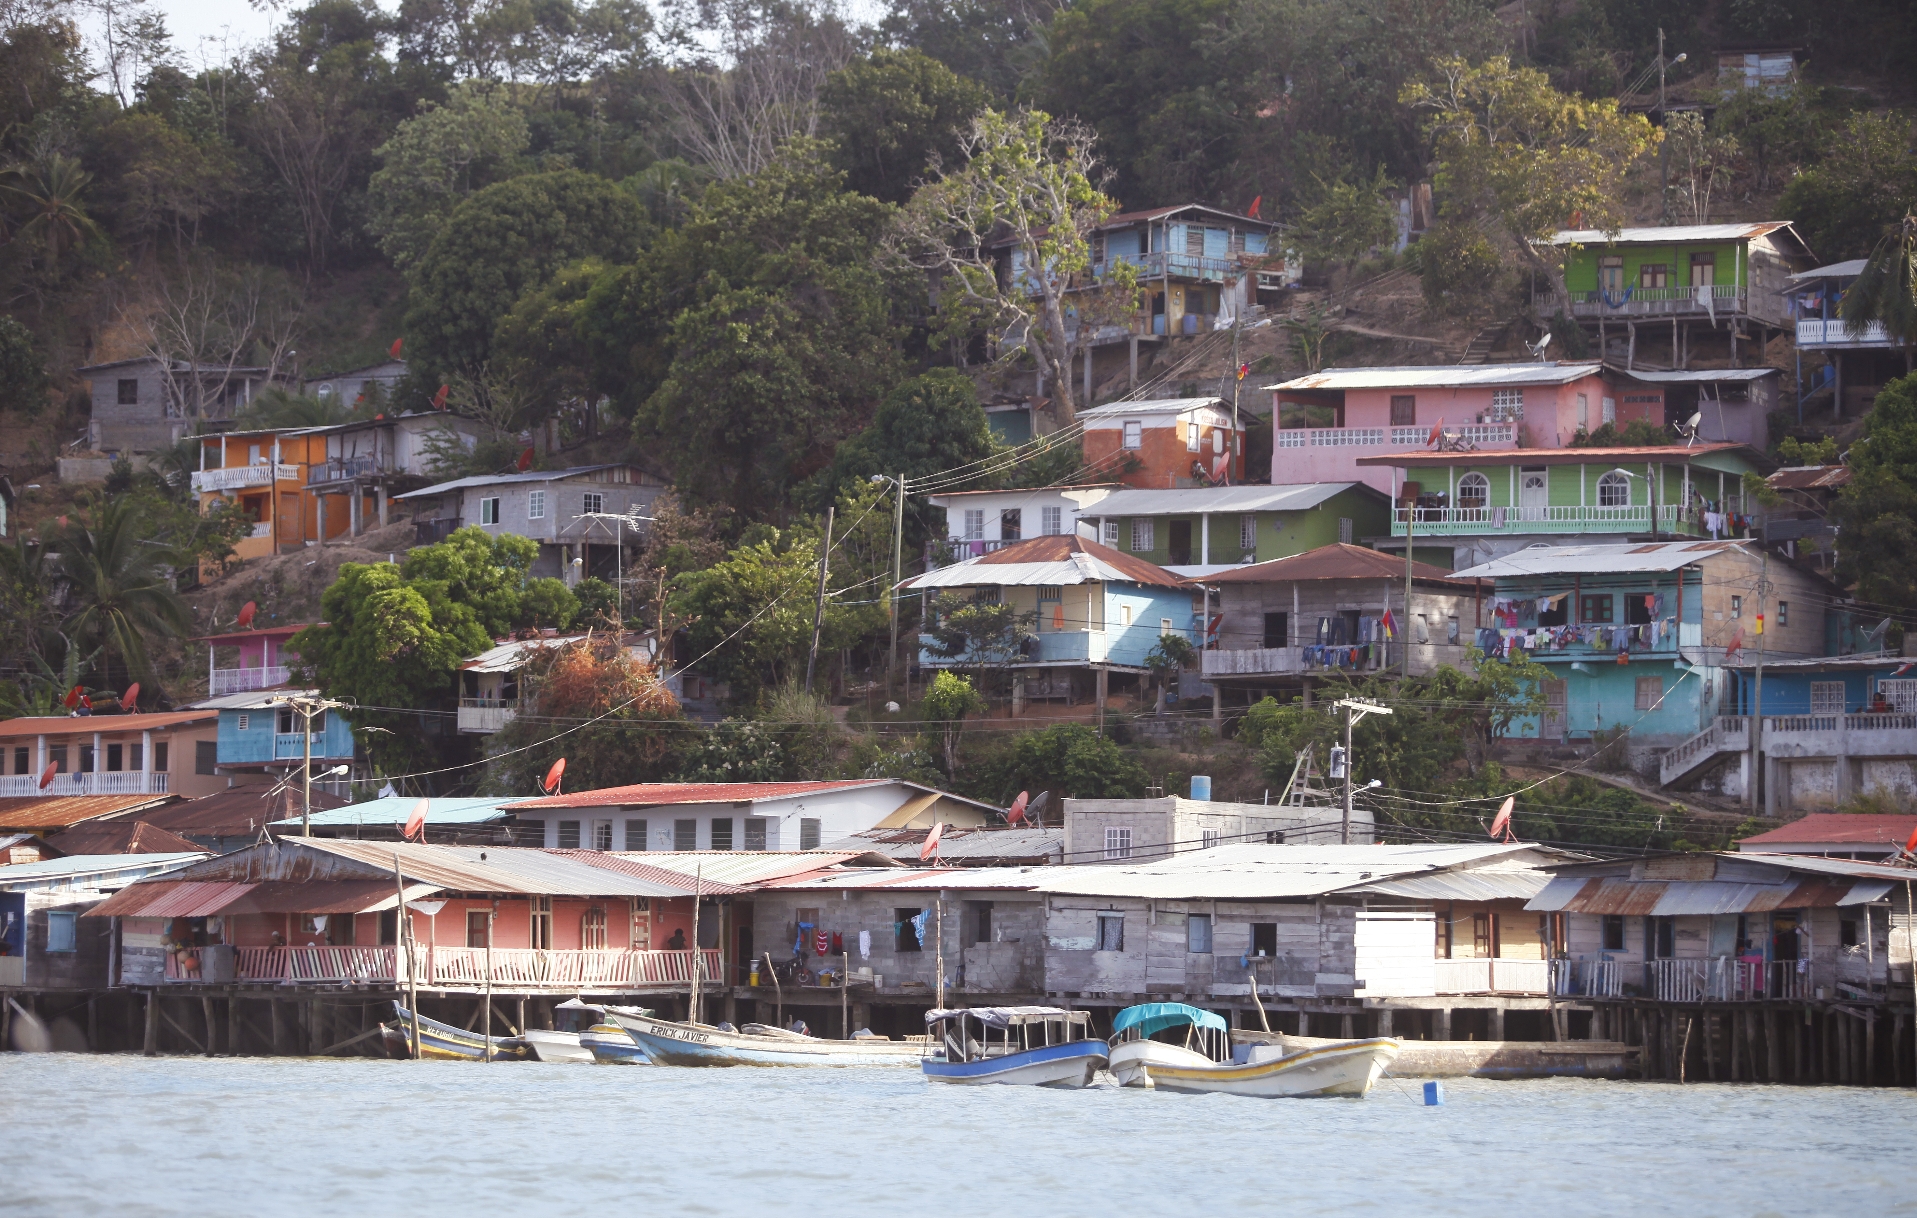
1,1055,1906,1216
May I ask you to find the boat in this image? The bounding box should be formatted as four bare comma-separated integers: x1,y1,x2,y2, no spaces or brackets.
523,999,653,1064
607,1011,924,1067
1232,1031,1636,1079
1107,1002,1232,1087
581,1021,652,1064
383,1003,533,1061
920,1006,1108,1087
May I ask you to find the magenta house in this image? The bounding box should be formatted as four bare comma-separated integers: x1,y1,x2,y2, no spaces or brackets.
1265,363,1660,496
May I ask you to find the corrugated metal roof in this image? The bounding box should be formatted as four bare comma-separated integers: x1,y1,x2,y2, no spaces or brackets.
1767,465,1850,491
90,879,258,918
1090,483,1355,517
826,826,1064,863
185,689,316,711
606,851,873,887
0,794,178,829
905,535,1184,591
1353,443,1750,469
1079,397,1225,418
764,866,1045,892
1196,543,1465,587
270,796,520,829
297,840,709,897
0,852,207,889
141,787,347,836
1616,368,1779,383
507,780,888,811
1525,874,1882,915
393,465,641,499
460,635,592,673
1451,541,1746,579
1790,259,1868,280
218,880,429,915
49,821,204,856
1739,814,1917,847
1267,363,1602,393
0,711,216,739
1550,222,1794,245
1354,867,1551,903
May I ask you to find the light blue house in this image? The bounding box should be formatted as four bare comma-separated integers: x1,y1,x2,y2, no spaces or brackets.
197,690,358,779
269,795,522,844
905,534,1197,710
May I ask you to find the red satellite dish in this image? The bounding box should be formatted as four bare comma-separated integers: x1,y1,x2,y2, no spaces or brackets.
1489,796,1515,841
37,763,57,790
1007,791,1030,825
432,384,450,411
404,798,429,842
918,821,946,862
1427,418,1444,447
237,601,257,629
517,447,534,472
122,683,139,713
543,757,566,795
62,685,81,709
1905,824,1917,857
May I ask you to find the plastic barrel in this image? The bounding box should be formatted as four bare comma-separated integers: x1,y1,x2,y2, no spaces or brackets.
1189,775,1212,800
1423,1081,1445,1106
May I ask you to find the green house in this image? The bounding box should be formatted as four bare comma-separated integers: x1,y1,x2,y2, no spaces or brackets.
1085,483,1390,575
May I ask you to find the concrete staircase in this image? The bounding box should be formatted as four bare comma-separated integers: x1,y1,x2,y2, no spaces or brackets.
1456,323,1506,365
1658,716,1750,789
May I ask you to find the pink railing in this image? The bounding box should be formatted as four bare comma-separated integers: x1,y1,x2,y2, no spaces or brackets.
226,944,721,989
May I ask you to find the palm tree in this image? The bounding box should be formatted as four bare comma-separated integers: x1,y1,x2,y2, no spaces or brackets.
233,386,356,431
1842,213,1917,369
54,499,192,688
1,152,103,266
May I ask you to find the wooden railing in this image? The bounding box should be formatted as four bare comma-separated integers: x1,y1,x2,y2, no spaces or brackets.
1647,957,1808,1002
223,945,724,989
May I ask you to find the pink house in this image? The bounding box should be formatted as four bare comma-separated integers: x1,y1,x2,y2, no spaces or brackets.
197,622,311,697
1265,363,1659,496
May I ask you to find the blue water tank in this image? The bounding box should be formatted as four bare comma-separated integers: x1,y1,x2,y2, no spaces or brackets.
1190,775,1212,800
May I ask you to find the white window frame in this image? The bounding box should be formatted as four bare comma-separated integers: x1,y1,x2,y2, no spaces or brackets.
1200,829,1221,850
1041,505,1063,535
1239,515,1256,550
527,489,546,520
1597,472,1632,507
1130,518,1154,551
1880,680,1917,712
1809,681,1846,714
1635,676,1664,711
1457,472,1490,509
582,491,605,516
963,509,985,541
1122,420,1143,450
1104,827,1132,860
479,497,501,525
1186,421,1201,452
593,821,613,850
1101,520,1120,547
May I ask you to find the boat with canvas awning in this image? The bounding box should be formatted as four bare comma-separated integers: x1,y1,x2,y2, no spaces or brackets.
1108,1002,1400,1097
1107,1002,1231,1087
921,1007,1108,1087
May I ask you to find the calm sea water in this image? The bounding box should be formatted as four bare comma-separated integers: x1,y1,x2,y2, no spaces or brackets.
1,1055,1909,1217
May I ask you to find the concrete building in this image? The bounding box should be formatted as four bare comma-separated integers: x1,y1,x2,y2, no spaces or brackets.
0,711,223,800
75,356,288,459
0,851,208,991
296,412,485,542
927,484,1116,561
1078,397,1248,490
395,464,667,581
1060,794,1365,860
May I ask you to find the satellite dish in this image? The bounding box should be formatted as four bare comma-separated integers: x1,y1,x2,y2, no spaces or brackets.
237,601,257,628
1527,332,1554,360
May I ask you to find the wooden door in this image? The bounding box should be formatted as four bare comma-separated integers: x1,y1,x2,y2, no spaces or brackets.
1542,677,1567,740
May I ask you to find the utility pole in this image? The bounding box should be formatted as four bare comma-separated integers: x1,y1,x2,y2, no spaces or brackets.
278,693,345,837
891,475,906,693
1333,698,1393,844
1228,286,1245,482
1658,28,1671,225
1403,483,1415,679
1749,550,1771,813
805,505,835,695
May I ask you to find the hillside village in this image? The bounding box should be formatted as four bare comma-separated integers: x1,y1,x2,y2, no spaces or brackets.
1,0,1917,1083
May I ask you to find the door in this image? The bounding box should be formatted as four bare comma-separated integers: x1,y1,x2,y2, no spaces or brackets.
1542,677,1567,741
466,910,489,948
1168,519,1192,565
1519,468,1548,520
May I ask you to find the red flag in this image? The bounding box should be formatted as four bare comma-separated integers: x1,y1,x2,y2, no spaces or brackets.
1904,824,1917,857
1246,195,1262,219
1723,628,1743,661
432,384,450,411
389,337,403,359
122,682,139,713
37,763,57,791
1007,791,1030,825
1380,608,1397,641
1427,418,1444,447
237,600,257,629
403,798,429,842
918,821,945,862
517,447,534,472
1489,796,1515,841
62,685,81,709
543,757,566,795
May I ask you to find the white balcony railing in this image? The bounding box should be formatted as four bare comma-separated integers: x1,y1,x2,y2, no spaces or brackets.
1391,503,1684,536
1540,285,1750,319
1647,957,1809,1002
191,464,300,493
0,771,170,797
1389,424,1517,448
209,945,727,989
458,700,518,734
1552,958,1624,998
1433,957,1550,995
1203,647,1303,677
1796,318,1897,347
210,665,291,695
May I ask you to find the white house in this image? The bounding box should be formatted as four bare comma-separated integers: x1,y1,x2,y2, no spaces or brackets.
395,464,668,580
926,483,1116,559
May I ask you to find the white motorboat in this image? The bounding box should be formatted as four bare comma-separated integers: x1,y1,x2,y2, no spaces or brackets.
608,1011,923,1067
1110,1002,1399,1097
524,999,650,1064
921,1007,1108,1087
1107,1002,1232,1087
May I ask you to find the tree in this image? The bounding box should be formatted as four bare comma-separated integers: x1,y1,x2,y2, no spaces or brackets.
0,148,102,277
53,497,192,688
1403,56,1657,299
1841,214,1917,350
405,169,648,373
1293,168,1397,269
1778,112,1917,262
965,722,1148,802
922,669,986,774
365,84,530,273
923,593,1034,687
878,0,1054,102
398,526,574,636
0,317,47,416
1144,632,1195,715
1834,373,1917,616
485,634,685,794
814,368,997,539
679,718,785,781
1663,110,1737,225
896,108,1128,423
127,257,303,425
818,47,991,204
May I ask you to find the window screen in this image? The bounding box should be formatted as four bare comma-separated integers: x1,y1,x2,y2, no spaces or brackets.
1096,913,1125,951
557,820,581,848
711,817,734,850
624,818,647,850
1390,395,1416,425
674,819,697,850
800,818,822,850
744,818,768,850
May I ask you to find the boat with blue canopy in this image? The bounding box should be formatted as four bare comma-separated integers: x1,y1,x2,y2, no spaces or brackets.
1108,1001,1400,1097
921,1006,1108,1087
1108,1003,1231,1087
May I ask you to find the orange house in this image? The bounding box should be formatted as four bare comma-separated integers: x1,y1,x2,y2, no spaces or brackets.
192,428,366,560
1077,397,1247,489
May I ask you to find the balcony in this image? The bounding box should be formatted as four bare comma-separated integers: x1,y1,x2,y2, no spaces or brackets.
1537,285,1749,320
926,537,1019,569
1433,957,1550,995
919,630,1095,669
1796,318,1899,349
210,665,291,695
164,945,728,990
458,699,518,734
191,464,300,493
1275,424,1516,451
0,771,170,797
1661,712,1917,787
1094,249,1250,285
1390,503,1688,537
308,456,392,486
1646,957,1809,1002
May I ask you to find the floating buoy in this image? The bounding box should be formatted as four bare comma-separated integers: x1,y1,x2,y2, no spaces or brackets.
1423,1081,1445,1106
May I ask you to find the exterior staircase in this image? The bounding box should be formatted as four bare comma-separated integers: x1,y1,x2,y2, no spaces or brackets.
1456,323,1506,365
1658,716,1750,789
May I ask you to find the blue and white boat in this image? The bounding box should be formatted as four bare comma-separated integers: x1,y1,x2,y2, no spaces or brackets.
607,1011,923,1067
524,999,652,1063
921,1006,1108,1087
581,1021,652,1064
1108,1001,1400,1097
1107,1002,1231,1087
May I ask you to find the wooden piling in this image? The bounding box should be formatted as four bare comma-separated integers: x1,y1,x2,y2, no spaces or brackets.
143,989,159,1056
270,999,284,1055
202,997,218,1057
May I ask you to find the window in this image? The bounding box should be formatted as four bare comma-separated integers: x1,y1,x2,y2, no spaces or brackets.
1599,256,1624,295
625,818,647,850
195,740,217,775
800,818,821,850
467,910,491,948
1841,917,1860,948
1338,517,1353,544
744,818,768,850
113,377,144,407
528,490,546,520
1182,912,1214,954
1131,519,1154,551
1638,263,1670,289
630,901,651,950
1122,420,1143,450
580,492,603,516
963,901,993,947
580,906,607,950
11,747,24,775
557,820,581,848
154,742,168,772
1597,471,1631,507
674,819,697,850
106,743,123,771
45,911,78,952
1250,922,1278,956
1390,395,1416,425
1104,826,1133,860
896,907,924,951
1730,595,1743,619
1042,505,1063,535
479,497,501,525
1651,916,1675,959
1810,682,1846,714
593,821,613,851
49,745,66,773
236,714,250,731
1447,616,1460,644
1200,829,1221,850
1416,614,1430,644
1886,680,1917,712
1457,473,1490,510
1580,594,1614,623
1490,388,1524,422
79,744,93,773
1101,520,1120,547
1037,585,1062,604
1096,913,1125,951
1635,676,1664,710
1777,601,1789,627
1121,604,1133,627
1187,421,1201,452
1263,611,1289,649
1160,617,1174,635
711,817,734,850
1602,914,1626,951
531,896,553,949
962,509,984,540
1213,427,1225,455
1000,508,1021,541
1577,393,1590,429
1690,252,1716,287
1602,397,1617,426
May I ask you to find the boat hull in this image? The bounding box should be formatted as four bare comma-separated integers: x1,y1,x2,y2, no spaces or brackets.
1142,1037,1402,1098
388,1004,532,1061
609,1013,921,1067
922,1039,1109,1087
523,1029,594,1063
582,1023,651,1064
1108,1040,1215,1087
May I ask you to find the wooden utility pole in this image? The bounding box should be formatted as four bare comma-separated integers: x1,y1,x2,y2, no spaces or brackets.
805,506,835,694
393,851,422,1059
688,865,703,1025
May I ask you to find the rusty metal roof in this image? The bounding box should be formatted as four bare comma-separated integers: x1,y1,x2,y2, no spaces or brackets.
1527,874,1884,915
218,880,429,915
1195,543,1466,587
0,711,216,738
0,794,178,829
1766,465,1850,492
50,821,204,855
606,850,878,887
1739,814,1917,847
142,787,348,836
91,879,259,918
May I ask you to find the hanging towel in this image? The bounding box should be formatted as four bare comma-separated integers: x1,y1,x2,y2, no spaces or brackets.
795,920,814,956
858,930,871,960
911,909,931,946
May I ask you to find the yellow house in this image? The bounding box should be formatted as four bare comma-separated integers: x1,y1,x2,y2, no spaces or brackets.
190,429,363,562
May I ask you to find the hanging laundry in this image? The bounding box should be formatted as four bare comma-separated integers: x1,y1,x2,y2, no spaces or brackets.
858,930,871,960
911,908,932,946
815,928,829,957
795,921,814,956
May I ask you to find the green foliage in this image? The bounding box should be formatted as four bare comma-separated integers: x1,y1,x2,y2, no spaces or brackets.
960,723,1148,804
1571,418,1669,447
52,497,193,687
814,368,997,536
484,634,685,794
1834,373,1917,613
233,387,361,431
1414,221,1507,318
0,317,47,416
924,593,1035,681
680,718,786,782
1777,434,1839,465
820,47,992,204
572,576,620,627
1294,168,1397,268
398,527,561,638
405,170,649,373
1779,112,1917,262
1842,215,1917,349
923,669,987,773
366,85,531,273
1145,633,1195,677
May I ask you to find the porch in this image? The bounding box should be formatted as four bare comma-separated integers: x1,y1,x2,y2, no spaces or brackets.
161,944,725,991
191,464,300,493
457,699,518,734
210,666,291,695
1536,285,1749,320
1276,423,1516,451
0,771,170,797
1795,319,1898,349
1390,503,1690,537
